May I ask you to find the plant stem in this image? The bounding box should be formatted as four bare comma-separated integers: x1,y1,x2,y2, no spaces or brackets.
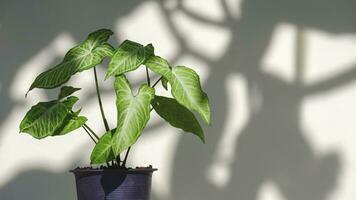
82,126,97,144
83,126,112,167
70,109,98,143
120,106,156,167
83,124,100,140
145,67,151,86
93,67,110,132
152,76,163,88
121,104,159,166
93,67,122,164
122,147,131,167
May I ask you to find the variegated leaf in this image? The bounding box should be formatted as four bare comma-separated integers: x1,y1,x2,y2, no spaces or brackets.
90,129,116,164
19,96,85,139
145,56,211,124
54,115,87,136
105,41,154,78
28,29,114,92
111,75,155,156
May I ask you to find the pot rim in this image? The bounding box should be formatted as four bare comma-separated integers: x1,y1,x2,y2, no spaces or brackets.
70,167,158,173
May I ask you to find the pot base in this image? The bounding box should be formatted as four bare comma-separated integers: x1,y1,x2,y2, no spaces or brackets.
71,167,157,200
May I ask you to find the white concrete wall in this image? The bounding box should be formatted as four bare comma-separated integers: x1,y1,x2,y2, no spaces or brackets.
1,0,356,199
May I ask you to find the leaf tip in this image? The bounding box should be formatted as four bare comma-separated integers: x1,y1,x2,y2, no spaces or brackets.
203,105,212,125
104,73,111,80
25,90,30,98
200,135,206,144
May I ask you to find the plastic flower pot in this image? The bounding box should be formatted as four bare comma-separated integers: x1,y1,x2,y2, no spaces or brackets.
70,168,157,200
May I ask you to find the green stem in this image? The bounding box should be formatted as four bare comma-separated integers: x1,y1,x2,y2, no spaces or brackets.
93,67,122,164
70,109,98,143
83,126,112,167
93,67,110,132
152,76,162,88
83,123,100,140
146,67,151,86
122,147,131,167
82,126,97,144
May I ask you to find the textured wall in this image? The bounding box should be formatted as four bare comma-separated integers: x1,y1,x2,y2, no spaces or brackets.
1,0,356,199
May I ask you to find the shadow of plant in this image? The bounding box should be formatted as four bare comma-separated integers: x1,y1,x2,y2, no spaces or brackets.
2,0,356,199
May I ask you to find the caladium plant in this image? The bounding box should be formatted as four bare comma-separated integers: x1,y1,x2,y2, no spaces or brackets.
20,29,211,167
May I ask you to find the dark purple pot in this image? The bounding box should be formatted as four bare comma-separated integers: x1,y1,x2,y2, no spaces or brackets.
70,168,157,200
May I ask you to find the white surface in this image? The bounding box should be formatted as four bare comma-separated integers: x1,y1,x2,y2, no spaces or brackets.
1,0,355,199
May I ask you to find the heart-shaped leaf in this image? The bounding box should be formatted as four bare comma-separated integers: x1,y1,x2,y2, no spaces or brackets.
152,95,205,142
20,96,85,139
145,56,211,124
106,41,154,78
58,86,81,100
27,29,114,93
111,75,155,156
90,129,116,164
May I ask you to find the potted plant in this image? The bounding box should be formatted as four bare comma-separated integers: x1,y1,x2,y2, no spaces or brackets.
19,29,211,200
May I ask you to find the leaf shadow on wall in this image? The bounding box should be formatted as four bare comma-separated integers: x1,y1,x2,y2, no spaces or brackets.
1,0,356,199
150,0,356,199
0,0,144,199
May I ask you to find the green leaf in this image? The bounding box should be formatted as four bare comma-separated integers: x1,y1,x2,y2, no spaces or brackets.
52,97,87,136
161,77,168,90
62,96,80,110
90,129,115,164
19,96,81,139
54,115,87,136
152,95,205,143
106,41,155,79
145,56,211,124
88,43,115,65
106,40,145,78
144,43,155,59
111,75,155,156
28,29,114,92
58,86,81,100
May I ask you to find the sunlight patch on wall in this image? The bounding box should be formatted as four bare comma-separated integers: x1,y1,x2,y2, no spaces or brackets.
10,33,76,102
300,27,356,200
123,66,147,87
0,106,90,187
129,113,181,199
174,54,211,85
263,25,356,86
302,82,356,200
66,69,97,98
115,1,179,59
262,23,296,83
304,30,356,85
257,181,284,200
207,73,249,188
182,0,226,22
0,33,93,187
171,9,231,60
225,0,242,19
